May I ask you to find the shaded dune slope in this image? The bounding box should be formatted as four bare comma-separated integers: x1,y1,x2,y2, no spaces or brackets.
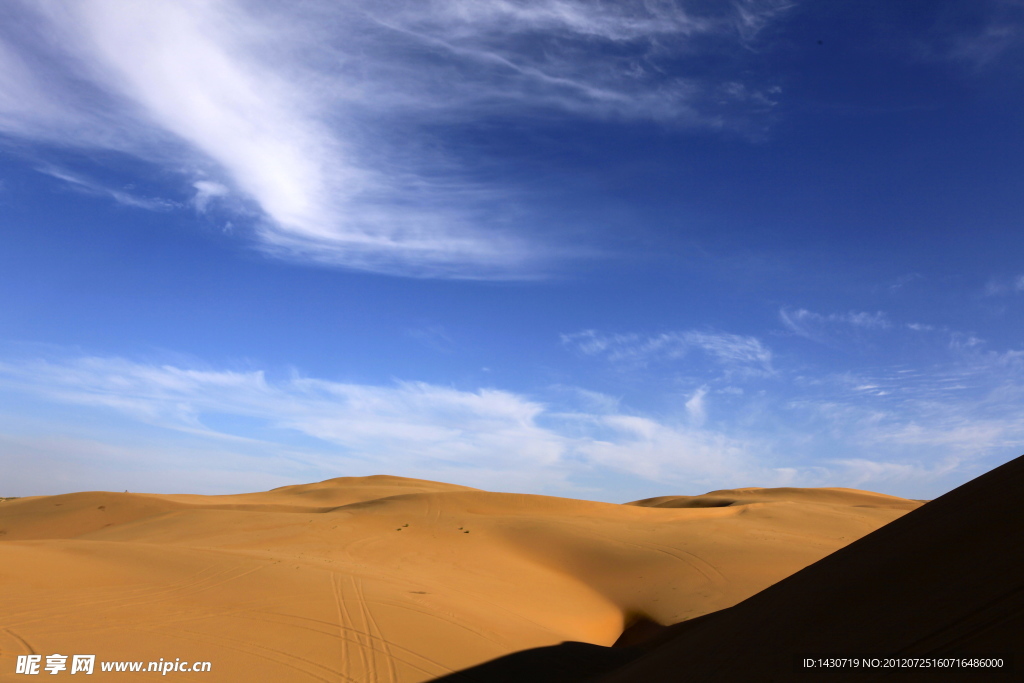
628,486,923,510
1,477,921,682
438,455,1024,682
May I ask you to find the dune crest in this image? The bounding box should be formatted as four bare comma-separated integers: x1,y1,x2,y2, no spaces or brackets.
0,476,921,682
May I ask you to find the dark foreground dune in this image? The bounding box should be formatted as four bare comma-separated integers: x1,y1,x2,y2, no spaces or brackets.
437,454,1024,682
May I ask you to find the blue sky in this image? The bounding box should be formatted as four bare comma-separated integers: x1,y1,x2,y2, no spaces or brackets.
1,0,1022,501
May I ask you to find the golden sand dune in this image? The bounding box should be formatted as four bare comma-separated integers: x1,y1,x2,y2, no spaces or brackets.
0,477,921,681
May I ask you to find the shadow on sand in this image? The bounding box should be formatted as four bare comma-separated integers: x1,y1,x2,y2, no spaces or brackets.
434,454,1024,682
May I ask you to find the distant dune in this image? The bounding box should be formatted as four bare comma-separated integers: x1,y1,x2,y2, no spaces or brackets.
1,476,923,681
627,486,923,510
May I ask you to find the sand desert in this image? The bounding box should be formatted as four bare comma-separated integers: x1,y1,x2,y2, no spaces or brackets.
4,3,1023,682
0,474,931,681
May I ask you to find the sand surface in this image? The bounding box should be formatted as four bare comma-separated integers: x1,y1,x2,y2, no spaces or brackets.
0,476,920,681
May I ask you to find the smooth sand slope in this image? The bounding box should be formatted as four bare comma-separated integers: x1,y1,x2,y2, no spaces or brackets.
1,477,919,682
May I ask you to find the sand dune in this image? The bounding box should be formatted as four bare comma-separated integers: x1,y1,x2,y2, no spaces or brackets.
1,477,921,681
438,456,1023,682
628,486,923,510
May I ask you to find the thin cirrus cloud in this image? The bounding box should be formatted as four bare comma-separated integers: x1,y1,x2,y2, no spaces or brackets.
561,329,775,376
920,0,1024,69
35,165,180,211
784,318,1024,467
778,307,891,343
561,318,1024,490
0,0,792,278
984,274,1024,295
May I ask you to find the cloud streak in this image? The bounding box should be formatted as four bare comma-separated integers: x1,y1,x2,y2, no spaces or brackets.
561,329,774,376
779,308,891,343
37,165,180,211
919,0,1024,69
0,0,792,278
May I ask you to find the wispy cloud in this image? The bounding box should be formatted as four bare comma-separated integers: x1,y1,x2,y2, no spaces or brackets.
0,0,793,278
948,23,1020,67
887,272,924,292
406,325,456,353
0,344,1019,499
822,457,964,491
37,165,180,211
779,308,890,343
192,180,230,213
984,273,1024,295
353,0,790,120
0,353,762,491
785,329,1024,466
559,317,1024,495
916,0,1024,70
566,412,758,483
561,329,774,376
684,385,709,426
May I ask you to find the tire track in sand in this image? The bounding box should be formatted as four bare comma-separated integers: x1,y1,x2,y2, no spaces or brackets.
235,607,455,679
1,628,36,655
332,572,368,680
164,625,350,683
353,576,397,683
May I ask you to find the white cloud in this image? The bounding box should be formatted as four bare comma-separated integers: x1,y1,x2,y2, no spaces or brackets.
984,274,1024,295
931,2,1024,70
779,308,891,343
820,456,963,491
0,0,793,278
684,385,708,426
37,165,180,211
192,181,230,212
731,0,795,41
356,0,789,120
685,331,775,372
887,272,923,292
556,319,1024,496
406,325,455,353
787,333,1024,469
570,412,758,484
571,388,622,414
562,328,774,377
0,40,55,135
948,332,985,351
